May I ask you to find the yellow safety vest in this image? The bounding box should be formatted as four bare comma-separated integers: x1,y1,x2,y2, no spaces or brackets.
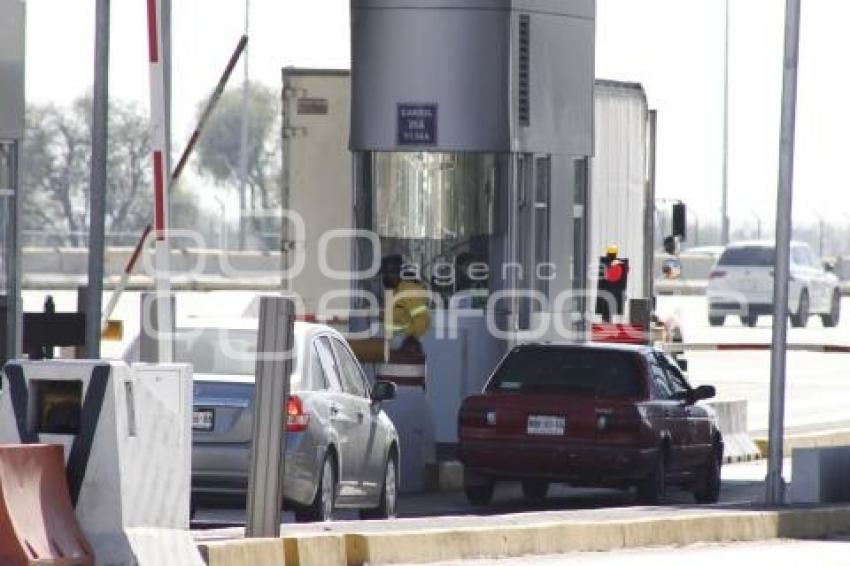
385,281,431,339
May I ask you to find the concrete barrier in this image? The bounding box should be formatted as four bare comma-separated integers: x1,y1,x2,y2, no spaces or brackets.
0,444,95,565
198,538,285,566
755,428,850,459
283,533,347,566
228,505,850,565
707,399,761,463
789,446,850,504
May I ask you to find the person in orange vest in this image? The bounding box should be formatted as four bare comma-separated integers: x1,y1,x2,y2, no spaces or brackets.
381,255,431,357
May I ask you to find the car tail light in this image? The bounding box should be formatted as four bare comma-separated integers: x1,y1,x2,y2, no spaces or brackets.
458,405,496,428
286,396,309,432
596,406,647,443
709,270,727,279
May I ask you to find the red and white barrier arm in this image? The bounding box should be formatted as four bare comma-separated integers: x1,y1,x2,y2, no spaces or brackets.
100,33,248,329
663,343,850,354
100,224,152,330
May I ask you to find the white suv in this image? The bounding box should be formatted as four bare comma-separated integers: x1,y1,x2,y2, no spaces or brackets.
707,241,841,328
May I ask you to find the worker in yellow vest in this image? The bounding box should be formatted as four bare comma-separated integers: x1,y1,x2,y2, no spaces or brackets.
381,255,431,357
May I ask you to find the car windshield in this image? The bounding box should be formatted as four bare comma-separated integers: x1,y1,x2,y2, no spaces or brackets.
487,347,643,399
718,246,775,266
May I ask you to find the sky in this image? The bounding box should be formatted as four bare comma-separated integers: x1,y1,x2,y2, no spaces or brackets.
21,0,850,230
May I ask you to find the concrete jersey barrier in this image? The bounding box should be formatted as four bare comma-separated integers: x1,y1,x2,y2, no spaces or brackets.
706,399,760,463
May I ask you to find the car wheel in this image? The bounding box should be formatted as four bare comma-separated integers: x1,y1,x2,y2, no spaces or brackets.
464,480,495,506
790,290,809,328
708,315,725,327
521,480,549,501
693,443,722,504
359,454,398,520
821,290,841,328
295,454,336,523
741,314,758,328
637,450,666,505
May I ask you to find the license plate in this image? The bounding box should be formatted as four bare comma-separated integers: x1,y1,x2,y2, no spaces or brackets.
527,415,565,436
193,409,214,431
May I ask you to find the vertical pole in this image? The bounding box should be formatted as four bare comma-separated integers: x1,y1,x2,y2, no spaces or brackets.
146,0,173,363
765,0,801,506
721,0,731,246
238,0,250,250
246,296,294,537
646,110,658,308
162,0,171,176
86,0,109,359
4,142,21,362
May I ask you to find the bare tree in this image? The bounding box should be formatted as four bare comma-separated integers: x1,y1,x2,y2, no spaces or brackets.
194,82,281,249
21,95,202,247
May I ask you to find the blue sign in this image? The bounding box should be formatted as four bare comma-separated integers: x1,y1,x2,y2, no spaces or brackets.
397,103,437,146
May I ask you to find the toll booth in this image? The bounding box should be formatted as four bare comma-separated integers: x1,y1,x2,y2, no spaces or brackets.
347,0,596,448
0,0,25,367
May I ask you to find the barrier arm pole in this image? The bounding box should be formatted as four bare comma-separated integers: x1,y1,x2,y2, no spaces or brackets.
145,0,173,362
101,34,248,328
765,0,801,505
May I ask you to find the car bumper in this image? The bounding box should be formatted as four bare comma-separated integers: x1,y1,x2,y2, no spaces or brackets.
459,439,658,485
191,437,318,506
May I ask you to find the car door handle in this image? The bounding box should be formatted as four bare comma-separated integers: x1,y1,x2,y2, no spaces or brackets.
329,404,340,417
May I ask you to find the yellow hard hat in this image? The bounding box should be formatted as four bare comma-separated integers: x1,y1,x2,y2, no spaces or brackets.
606,244,619,256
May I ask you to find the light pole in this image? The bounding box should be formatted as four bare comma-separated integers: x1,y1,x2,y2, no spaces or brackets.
765,0,801,506
691,209,700,247
214,195,228,250
751,210,762,240
842,212,850,258
814,213,825,258
238,0,250,250
721,0,731,245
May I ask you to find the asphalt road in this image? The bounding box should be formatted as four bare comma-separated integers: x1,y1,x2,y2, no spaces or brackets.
191,457,778,530
657,295,850,433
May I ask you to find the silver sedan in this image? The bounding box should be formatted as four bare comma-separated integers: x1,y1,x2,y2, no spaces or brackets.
184,322,400,522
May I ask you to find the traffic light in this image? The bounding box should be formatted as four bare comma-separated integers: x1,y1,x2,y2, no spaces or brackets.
595,256,629,322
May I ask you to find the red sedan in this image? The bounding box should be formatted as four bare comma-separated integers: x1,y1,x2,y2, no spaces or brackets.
458,343,722,505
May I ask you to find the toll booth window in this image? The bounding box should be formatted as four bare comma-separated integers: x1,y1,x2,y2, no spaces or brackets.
30,380,83,435
363,152,505,308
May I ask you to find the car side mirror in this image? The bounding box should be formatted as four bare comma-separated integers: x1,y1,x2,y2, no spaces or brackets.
823,261,835,273
371,380,396,403
691,385,715,403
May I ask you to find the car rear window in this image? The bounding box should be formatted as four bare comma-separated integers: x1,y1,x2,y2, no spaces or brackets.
718,246,775,266
487,347,643,399
175,328,303,388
